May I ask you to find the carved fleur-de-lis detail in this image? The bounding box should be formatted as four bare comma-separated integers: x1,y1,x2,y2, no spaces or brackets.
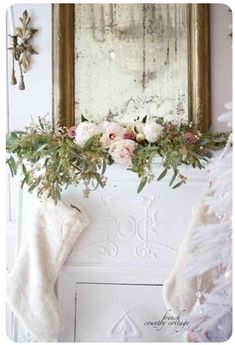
107,311,141,342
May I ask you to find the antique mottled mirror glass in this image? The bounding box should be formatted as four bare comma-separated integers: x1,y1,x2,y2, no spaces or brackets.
52,3,210,129
74,4,188,123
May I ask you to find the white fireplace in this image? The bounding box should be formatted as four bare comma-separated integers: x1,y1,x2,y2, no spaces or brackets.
7,164,207,341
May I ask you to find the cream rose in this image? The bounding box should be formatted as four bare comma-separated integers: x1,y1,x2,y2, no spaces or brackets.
143,122,163,143
75,122,99,146
109,139,137,165
135,122,144,134
100,123,126,149
97,121,112,133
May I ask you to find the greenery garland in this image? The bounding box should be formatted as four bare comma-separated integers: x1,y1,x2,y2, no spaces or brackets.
6,116,228,201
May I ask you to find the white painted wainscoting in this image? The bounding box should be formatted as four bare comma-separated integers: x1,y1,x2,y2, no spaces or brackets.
6,164,207,342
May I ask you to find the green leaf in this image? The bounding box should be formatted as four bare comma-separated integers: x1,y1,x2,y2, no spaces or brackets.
142,115,147,123
108,156,115,165
8,156,17,176
133,126,138,134
81,114,88,122
155,117,164,125
21,177,27,189
204,150,213,158
91,179,99,191
172,180,185,189
56,190,61,200
191,151,204,160
28,177,41,192
200,138,209,146
137,176,147,193
169,169,178,187
213,136,227,143
6,135,12,147
44,157,49,166
101,159,106,175
38,117,44,129
11,144,20,153
56,161,62,172
157,167,168,181
6,159,14,177
180,160,190,165
11,130,26,135
48,144,59,154
37,187,44,197
94,173,104,187
9,132,18,139
84,136,96,149
22,163,28,176
143,145,158,152
37,143,48,152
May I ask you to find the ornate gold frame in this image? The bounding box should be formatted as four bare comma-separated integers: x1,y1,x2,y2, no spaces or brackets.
52,4,211,130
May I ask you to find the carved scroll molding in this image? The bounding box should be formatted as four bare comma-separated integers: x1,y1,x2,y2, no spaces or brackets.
67,194,178,264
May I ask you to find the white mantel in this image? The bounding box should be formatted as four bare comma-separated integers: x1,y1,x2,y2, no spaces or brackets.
7,165,207,341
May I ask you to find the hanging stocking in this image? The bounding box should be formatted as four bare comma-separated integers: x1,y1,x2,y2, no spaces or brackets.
162,199,216,315
6,198,89,342
163,104,232,341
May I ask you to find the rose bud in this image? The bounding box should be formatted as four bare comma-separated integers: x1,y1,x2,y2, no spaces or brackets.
123,130,135,140
184,132,197,145
67,126,77,139
136,133,146,142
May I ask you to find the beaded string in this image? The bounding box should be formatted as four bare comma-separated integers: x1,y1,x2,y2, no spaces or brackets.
195,275,203,314
219,132,232,160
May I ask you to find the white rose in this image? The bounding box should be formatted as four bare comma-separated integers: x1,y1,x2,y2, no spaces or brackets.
97,121,111,133
143,122,163,143
109,139,137,166
135,122,144,133
125,122,143,133
75,122,99,146
100,123,126,149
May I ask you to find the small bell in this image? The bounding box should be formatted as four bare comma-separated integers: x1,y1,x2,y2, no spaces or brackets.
18,75,25,90
11,69,17,85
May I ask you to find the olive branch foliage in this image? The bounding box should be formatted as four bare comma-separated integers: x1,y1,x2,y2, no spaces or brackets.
6,117,228,201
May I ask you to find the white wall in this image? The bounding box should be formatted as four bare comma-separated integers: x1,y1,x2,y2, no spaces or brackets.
7,4,52,131
210,4,232,131
5,3,232,221
6,3,51,223
5,4,232,341
6,7,52,340
7,4,232,132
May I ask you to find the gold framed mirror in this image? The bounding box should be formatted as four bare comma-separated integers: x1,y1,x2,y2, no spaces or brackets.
52,4,210,130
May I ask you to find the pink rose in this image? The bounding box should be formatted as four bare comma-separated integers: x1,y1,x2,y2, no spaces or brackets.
109,133,117,140
67,126,77,139
109,139,137,166
123,130,135,140
100,123,125,149
184,132,197,145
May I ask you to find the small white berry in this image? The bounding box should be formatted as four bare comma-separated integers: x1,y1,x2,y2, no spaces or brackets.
136,133,146,142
